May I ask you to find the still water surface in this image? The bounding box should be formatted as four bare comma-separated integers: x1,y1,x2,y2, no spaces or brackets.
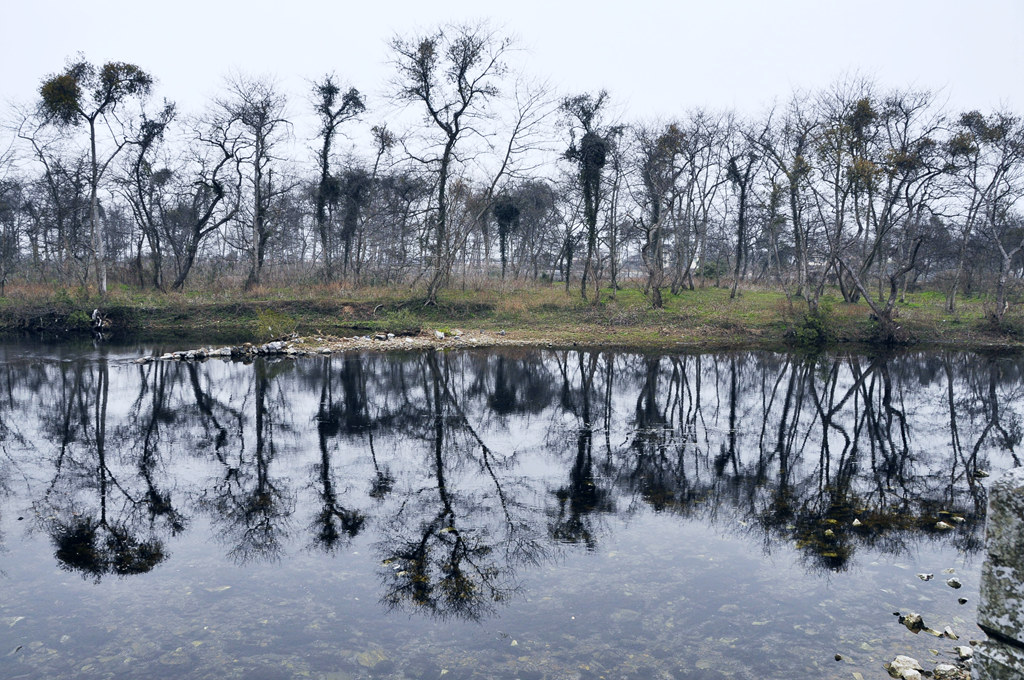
0,344,1020,679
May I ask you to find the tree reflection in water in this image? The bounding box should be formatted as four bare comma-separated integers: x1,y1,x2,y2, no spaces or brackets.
36,360,170,580
1,348,1021,615
373,352,546,621
196,360,296,563
311,356,368,552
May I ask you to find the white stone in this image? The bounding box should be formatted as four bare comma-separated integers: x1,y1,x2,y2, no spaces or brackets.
956,645,974,660
888,655,923,677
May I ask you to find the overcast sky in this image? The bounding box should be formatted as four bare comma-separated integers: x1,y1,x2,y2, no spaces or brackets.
3,0,1022,131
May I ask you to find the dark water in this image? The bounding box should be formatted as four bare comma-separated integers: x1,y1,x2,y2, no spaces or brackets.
0,345,1019,679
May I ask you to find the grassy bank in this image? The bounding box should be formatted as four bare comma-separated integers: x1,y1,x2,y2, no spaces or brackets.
0,280,1022,351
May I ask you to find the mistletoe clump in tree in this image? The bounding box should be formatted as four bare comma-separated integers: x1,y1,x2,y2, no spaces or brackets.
39,57,153,294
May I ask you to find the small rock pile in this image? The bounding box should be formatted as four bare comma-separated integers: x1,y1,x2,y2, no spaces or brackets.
134,329,533,364
882,567,976,680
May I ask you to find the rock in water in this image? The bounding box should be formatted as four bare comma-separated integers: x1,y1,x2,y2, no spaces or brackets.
976,467,1024,680
886,655,923,678
900,613,925,633
956,645,973,660
946,577,962,589
979,467,1024,642
917,573,934,581
935,521,954,530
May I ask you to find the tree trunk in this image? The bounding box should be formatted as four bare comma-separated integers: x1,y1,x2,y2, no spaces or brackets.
88,117,107,295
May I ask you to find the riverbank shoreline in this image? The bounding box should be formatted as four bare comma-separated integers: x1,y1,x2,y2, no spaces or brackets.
2,283,1023,353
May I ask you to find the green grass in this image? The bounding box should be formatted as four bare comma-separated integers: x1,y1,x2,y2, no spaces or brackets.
0,279,1021,350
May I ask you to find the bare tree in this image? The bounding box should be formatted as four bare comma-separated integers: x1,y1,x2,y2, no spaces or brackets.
562,91,612,301
726,134,759,300
753,95,817,300
633,122,686,308
15,110,92,283
311,75,364,282
0,142,21,294
216,74,290,290
978,211,1024,324
390,22,512,305
671,109,730,292
946,111,1024,315
119,102,176,289
38,57,153,294
165,114,245,290
834,90,948,339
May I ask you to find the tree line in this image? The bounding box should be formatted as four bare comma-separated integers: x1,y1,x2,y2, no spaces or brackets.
1,22,1023,329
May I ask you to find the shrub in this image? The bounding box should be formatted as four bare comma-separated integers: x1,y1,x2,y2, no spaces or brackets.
66,310,92,331
791,299,836,347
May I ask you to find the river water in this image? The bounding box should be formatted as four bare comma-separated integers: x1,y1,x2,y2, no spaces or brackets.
0,343,1019,679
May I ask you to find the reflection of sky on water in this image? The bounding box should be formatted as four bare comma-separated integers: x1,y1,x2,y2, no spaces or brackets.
0,347,1017,679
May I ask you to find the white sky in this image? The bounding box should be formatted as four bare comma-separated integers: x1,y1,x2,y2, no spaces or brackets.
2,0,1022,136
